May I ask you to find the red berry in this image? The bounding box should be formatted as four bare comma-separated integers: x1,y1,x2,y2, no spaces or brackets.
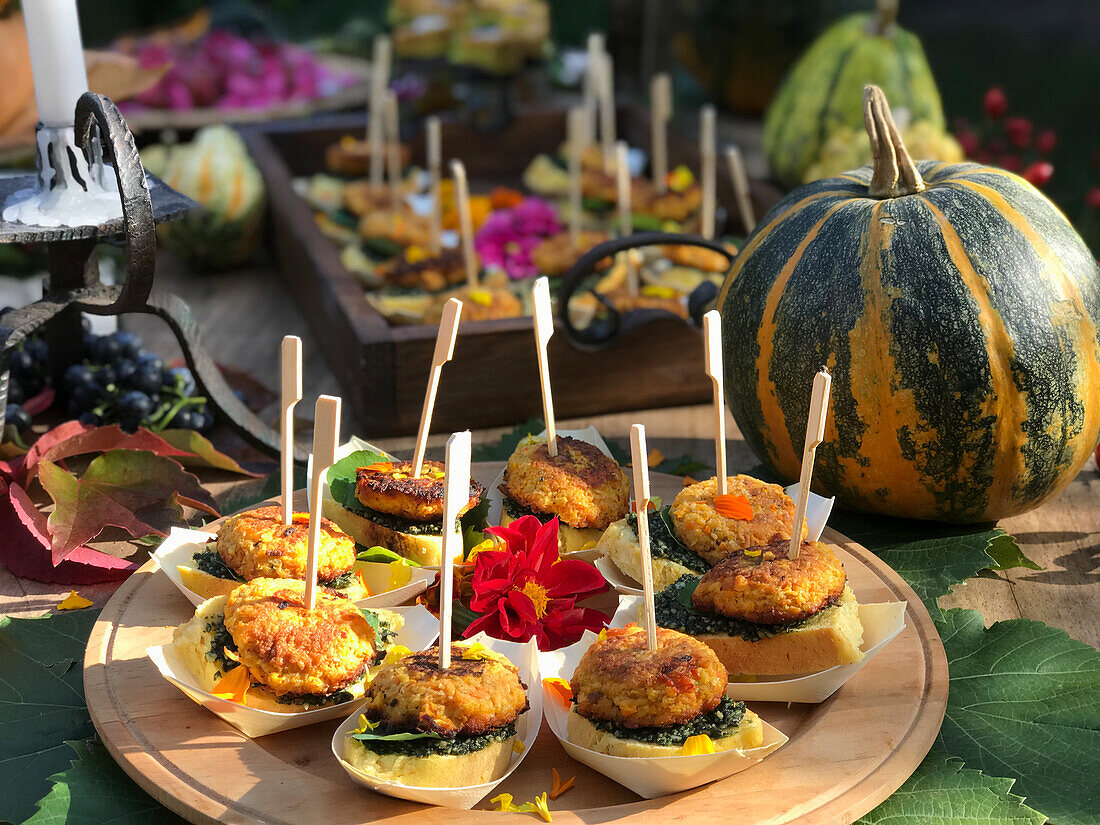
1005,116,1033,149
1087,186,1100,210
1035,130,1057,155
956,130,981,156
1022,161,1054,187
984,87,1008,120
997,154,1021,172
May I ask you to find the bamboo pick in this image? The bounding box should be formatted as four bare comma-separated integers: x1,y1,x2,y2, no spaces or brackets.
368,35,391,190
725,145,756,233
384,90,401,212
279,335,302,526
450,159,479,290
630,424,658,651
438,430,471,671
412,298,462,477
427,116,442,254
789,369,832,560
598,52,617,172
532,277,557,457
305,395,341,611
567,107,586,250
583,32,604,147
700,104,717,241
616,141,637,296
650,73,671,194
702,311,727,496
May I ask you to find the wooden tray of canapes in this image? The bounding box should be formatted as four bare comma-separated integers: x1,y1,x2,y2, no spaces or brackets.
84,464,947,825
240,108,783,436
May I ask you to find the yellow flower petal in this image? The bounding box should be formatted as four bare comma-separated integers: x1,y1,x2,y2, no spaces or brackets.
512,739,525,753
460,642,497,661
468,289,493,307
465,537,497,563
353,713,379,734
641,285,678,299
381,644,412,668
490,793,524,813
386,561,411,590
531,792,552,822
681,734,715,755
56,591,93,611
211,665,250,705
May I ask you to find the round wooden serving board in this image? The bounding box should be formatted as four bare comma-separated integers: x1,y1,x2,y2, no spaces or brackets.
84,465,948,825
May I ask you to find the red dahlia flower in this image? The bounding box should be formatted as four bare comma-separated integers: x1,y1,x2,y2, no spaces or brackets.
465,515,610,650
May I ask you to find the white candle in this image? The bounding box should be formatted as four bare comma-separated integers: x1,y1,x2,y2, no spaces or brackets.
22,0,90,128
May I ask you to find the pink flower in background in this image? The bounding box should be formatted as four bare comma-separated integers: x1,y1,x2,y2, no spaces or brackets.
474,198,562,280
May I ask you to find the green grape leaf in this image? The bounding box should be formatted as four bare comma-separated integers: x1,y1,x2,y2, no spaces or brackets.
23,738,187,825
0,611,99,825
858,748,1046,824
827,512,1029,617
471,419,545,462
155,430,265,477
936,608,1100,825
983,533,1042,571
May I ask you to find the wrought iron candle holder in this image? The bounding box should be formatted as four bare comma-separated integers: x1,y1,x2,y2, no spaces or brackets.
0,93,302,461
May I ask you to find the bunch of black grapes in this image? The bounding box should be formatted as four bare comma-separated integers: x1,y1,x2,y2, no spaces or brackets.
5,314,214,434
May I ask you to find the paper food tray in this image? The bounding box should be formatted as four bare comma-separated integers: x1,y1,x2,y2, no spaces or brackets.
612,596,907,704
485,426,613,562
152,526,435,609
599,484,835,596
538,630,786,799
147,604,439,739
330,635,542,809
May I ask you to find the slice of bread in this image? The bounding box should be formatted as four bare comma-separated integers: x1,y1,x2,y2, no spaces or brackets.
566,706,763,757
323,495,444,566
695,586,864,676
597,519,698,591
499,501,602,554
342,734,514,787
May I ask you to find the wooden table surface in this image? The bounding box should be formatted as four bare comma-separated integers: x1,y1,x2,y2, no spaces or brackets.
2,251,1097,652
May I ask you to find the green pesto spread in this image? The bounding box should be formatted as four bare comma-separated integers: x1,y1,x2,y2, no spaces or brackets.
193,547,246,583
503,496,554,523
203,614,239,678
625,508,709,574
353,721,517,757
586,697,747,746
654,575,814,642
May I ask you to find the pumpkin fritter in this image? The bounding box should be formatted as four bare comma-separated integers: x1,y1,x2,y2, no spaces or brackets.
691,539,848,624
376,248,466,291
355,459,484,522
501,436,629,529
223,578,375,697
362,644,528,736
216,505,355,583
571,625,727,728
670,475,803,566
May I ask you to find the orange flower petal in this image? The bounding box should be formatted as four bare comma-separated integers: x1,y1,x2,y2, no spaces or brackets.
212,665,250,705
363,462,394,472
543,677,572,707
356,567,372,596
549,767,576,800
713,494,754,520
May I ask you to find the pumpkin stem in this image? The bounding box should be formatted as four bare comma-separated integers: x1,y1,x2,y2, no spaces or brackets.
872,0,899,36
863,84,926,198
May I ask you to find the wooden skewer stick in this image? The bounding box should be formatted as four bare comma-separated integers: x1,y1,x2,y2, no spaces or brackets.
630,424,658,651
450,159,479,290
702,311,727,496
385,90,401,212
368,35,391,190
789,369,832,560
583,32,604,148
427,116,442,254
700,105,717,241
279,336,302,526
532,277,557,457
567,107,586,250
650,73,671,194
438,430,471,671
616,141,637,296
598,52,617,172
305,395,341,611
725,145,756,234
413,298,462,477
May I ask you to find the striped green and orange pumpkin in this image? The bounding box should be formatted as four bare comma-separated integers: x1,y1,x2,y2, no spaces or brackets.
718,86,1100,523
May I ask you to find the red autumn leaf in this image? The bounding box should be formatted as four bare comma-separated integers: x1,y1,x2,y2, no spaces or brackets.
20,423,192,484
38,450,218,563
0,479,138,583
156,429,264,477
21,386,55,417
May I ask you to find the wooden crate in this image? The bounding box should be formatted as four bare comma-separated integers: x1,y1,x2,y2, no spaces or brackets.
243,108,779,435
